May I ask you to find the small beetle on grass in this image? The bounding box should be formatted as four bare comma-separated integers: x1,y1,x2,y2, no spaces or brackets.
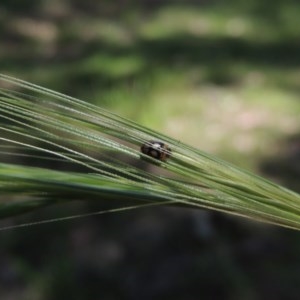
140,140,171,162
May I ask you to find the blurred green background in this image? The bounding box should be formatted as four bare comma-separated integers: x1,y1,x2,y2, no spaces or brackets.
1,0,300,299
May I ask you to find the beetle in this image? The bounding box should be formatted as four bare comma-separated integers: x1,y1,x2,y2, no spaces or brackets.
140,140,171,162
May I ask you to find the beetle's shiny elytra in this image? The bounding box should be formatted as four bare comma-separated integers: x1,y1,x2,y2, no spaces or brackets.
140,140,171,162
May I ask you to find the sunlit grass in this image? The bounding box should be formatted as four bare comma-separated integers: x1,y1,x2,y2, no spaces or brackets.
1,74,300,231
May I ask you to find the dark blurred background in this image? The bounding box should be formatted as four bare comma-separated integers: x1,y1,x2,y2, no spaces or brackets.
1,0,300,299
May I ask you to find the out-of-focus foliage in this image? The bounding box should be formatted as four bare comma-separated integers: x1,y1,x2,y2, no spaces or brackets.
1,1,300,300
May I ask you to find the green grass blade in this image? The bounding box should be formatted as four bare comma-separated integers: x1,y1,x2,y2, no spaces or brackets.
1,74,300,230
